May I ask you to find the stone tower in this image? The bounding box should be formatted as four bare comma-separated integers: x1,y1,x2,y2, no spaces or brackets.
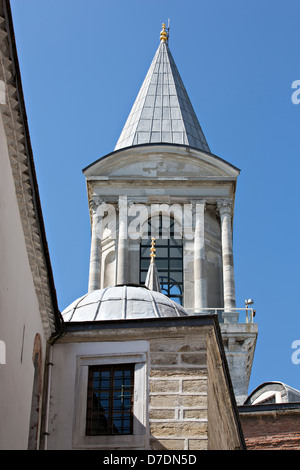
82,23,257,405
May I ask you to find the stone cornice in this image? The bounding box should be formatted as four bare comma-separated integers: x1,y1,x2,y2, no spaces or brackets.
0,1,61,337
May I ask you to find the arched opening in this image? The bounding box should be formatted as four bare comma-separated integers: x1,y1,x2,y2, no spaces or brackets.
140,214,183,304
28,334,42,450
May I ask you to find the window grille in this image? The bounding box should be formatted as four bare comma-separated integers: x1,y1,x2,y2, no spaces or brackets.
86,364,134,435
140,215,183,304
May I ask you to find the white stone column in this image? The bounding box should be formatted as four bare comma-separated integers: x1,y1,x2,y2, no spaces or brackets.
117,196,129,285
217,200,236,312
88,197,102,292
193,200,207,312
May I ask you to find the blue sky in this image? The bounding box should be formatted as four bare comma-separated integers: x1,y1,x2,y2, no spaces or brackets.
10,0,300,395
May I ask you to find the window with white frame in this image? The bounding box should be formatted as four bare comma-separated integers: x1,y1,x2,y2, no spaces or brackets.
72,342,148,449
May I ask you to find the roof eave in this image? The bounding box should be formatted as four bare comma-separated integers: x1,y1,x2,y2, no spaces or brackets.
82,142,241,175
1,0,62,337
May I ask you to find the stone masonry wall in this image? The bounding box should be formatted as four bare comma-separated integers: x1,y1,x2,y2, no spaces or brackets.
148,332,209,450
207,330,244,449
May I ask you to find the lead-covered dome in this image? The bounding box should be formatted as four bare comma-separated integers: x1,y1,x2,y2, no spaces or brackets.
62,285,188,322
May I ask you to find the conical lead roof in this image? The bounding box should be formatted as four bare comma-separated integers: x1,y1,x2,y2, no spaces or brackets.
115,25,210,152
145,261,161,293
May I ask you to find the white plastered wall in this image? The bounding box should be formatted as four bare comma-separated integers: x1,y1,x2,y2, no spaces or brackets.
47,340,149,450
0,112,46,449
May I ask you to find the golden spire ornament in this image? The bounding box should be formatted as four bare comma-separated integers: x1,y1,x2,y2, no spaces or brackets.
150,237,156,264
145,236,161,292
160,23,168,43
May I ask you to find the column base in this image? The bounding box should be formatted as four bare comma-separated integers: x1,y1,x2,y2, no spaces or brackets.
222,311,239,324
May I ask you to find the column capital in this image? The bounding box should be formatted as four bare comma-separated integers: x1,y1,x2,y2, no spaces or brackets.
127,199,136,209
118,195,128,209
89,196,104,213
217,199,233,216
190,198,206,206
191,199,206,215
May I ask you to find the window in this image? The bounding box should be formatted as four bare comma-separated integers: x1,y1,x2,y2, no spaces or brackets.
72,343,147,449
252,391,282,405
140,215,183,304
86,364,134,436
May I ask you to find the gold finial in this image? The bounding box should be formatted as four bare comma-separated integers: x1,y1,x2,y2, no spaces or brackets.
160,23,168,43
150,237,156,263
